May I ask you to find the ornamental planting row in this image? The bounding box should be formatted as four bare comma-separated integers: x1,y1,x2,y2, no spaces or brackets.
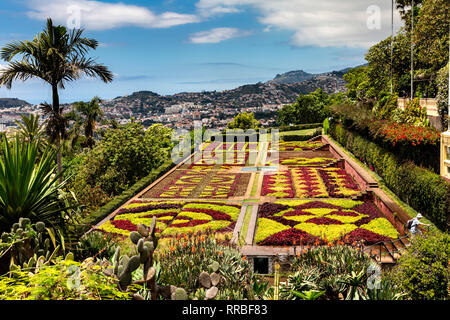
97,201,241,239
202,142,260,152
254,199,399,246
262,167,361,198
269,140,324,151
154,170,246,199
267,156,335,167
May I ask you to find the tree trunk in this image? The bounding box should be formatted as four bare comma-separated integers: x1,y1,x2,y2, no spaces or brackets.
52,83,63,183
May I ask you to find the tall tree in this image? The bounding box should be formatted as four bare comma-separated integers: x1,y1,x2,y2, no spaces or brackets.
74,96,104,149
0,18,113,180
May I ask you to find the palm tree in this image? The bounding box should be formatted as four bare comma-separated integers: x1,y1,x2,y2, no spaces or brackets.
74,96,103,148
14,114,46,148
0,18,114,180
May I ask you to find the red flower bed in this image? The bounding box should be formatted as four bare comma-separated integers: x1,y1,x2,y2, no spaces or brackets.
376,122,440,147
269,216,301,227
171,220,211,228
111,220,137,231
283,210,314,217
258,202,290,218
182,208,231,221
259,228,319,246
294,201,343,210
342,228,392,244
305,217,343,225
352,201,384,227
328,210,359,217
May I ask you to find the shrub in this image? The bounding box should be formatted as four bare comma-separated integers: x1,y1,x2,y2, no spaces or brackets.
331,102,440,171
71,123,173,201
0,258,131,300
329,123,450,230
390,231,450,300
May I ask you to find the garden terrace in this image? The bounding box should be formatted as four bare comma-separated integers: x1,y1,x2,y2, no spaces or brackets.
94,137,412,271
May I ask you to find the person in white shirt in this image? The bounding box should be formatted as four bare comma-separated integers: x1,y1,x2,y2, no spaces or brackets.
409,213,430,237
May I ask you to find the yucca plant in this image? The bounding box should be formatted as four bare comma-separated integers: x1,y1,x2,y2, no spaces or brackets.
0,135,67,232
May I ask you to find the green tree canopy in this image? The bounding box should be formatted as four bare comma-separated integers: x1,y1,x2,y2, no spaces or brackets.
278,89,342,125
227,112,260,130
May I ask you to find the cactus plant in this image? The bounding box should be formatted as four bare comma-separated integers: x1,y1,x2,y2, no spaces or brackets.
174,288,188,300
112,217,160,292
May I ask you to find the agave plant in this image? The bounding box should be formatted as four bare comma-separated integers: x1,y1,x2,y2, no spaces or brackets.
291,289,325,300
0,135,67,232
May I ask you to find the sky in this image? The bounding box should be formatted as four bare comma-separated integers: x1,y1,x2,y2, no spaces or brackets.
0,0,402,104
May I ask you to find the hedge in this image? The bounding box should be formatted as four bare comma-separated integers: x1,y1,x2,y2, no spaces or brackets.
281,128,322,141
77,158,177,235
329,122,450,230
278,123,323,132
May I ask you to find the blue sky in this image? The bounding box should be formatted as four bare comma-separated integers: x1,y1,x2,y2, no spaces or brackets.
0,0,401,104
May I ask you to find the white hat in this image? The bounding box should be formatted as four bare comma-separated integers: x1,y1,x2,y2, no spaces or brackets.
416,213,423,219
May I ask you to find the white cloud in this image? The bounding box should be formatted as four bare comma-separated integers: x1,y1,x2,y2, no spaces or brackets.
26,0,200,30
189,27,251,43
195,0,402,48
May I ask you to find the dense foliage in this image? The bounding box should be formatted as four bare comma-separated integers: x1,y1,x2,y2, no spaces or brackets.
278,89,344,125
329,122,449,230
227,112,260,130
0,136,68,233
391,231,449,300
69,123,173,210
284,245,403,300
331,102,440,171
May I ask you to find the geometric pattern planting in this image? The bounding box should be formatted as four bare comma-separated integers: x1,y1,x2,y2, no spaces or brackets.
261,167,361,198
254,200,399,246
96,201,241,239
270,140,324,151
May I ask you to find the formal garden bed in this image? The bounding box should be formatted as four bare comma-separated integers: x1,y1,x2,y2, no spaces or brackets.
254,199,399,246
261,167,361,198
141,169,251,199
96,201,241,242
269,140,324,151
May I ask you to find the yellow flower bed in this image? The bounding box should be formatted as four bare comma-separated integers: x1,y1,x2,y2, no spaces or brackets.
360,218,400,239
254,218,290,244
295,223,358,241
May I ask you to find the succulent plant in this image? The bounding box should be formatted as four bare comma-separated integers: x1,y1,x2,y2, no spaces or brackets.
112,217,160,292
174,288,188,300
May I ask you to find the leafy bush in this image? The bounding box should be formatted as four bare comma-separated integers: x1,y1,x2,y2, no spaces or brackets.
390,231,450,300
0,136,68,233
0,258,131,300
285,245,402,300
70,123,173,208
331,101,440,171
75,230,118,261
329,123,450,229
227,112,260,130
